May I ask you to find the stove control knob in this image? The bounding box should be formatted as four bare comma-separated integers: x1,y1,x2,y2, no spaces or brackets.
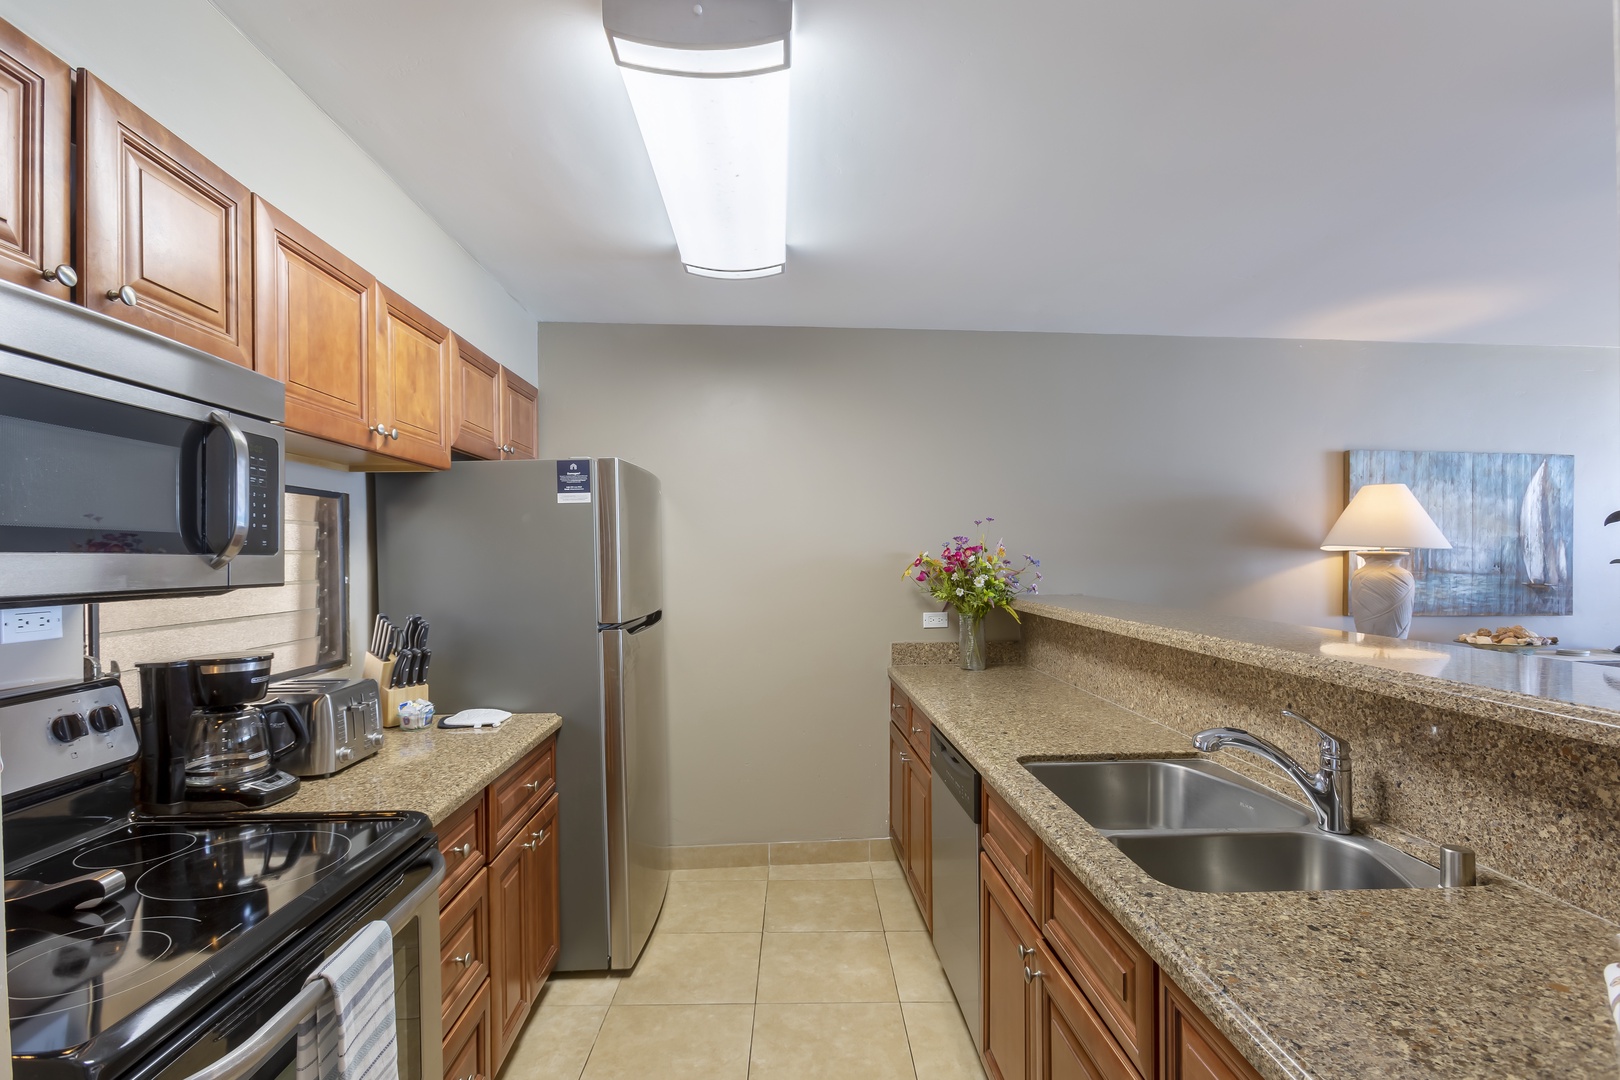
88,705,123,733
49,712,89,743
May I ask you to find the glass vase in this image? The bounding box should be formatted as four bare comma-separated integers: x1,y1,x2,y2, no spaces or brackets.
959,613,987,671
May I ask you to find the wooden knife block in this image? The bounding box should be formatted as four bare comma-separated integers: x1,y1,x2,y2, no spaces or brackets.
363,652,430,728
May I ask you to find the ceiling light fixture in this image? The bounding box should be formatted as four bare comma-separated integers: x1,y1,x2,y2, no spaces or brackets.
605,0,792,279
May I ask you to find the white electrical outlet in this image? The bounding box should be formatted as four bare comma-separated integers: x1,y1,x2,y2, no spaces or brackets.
922,611,950,629
1,606,64,644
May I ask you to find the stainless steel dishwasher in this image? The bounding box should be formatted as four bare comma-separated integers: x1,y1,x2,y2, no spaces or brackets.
930,727,982,1035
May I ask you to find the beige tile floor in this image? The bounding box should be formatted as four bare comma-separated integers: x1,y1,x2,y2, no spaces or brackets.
501,856,987,1080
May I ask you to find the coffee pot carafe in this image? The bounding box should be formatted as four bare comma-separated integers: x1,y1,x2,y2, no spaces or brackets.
137,656,305,813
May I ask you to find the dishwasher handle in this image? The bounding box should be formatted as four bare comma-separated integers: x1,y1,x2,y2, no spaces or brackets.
931,728,981,823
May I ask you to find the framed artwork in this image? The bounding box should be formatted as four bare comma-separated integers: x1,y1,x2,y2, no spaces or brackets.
1345,450,1574,617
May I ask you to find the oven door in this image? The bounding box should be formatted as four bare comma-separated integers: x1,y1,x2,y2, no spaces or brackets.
130,844,443,1080
0,350,283,605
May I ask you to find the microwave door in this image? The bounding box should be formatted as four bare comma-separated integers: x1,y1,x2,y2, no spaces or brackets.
0,353,240,604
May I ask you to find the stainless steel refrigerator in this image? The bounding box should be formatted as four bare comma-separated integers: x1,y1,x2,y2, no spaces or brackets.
375,458,669,971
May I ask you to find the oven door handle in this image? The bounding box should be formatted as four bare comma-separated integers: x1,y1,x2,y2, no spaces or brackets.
206,410,251,570
176,849,445,1080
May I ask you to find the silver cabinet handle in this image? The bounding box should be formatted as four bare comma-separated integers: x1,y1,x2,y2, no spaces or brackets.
1017,945,1035,959
912,723,922,735
525,780,541,791
389,427,399,440
451,843,473,857
1023,965,1044,985
205,410,251,569
505,444,515,454
891,702,904,712
42,263,77,288
453,953,474,966
107,284,137,305
373,423,388,436
522,840,538,850
531,828,546,841
898,752,909,762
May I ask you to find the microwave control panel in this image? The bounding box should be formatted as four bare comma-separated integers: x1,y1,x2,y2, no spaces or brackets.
245,432,280,554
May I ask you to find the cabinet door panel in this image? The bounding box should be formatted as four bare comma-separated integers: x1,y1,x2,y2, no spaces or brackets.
500,368,539,459
451,333,501,460
487,841,531,1071
78,72,252,367
442,980,491,1080
982,852,1037,1080
253,196,378,446
523,793,561,996
904,751,931,930
888,722,908,866
1036,940,1137,1080
1160,978,1263,1080
439,868,490,1028
375,284,452,467
0,18,70,294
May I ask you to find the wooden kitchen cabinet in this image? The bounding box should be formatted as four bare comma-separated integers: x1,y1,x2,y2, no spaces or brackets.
1160,978,1263,1080
0,18,72,296
374,284,453,468
451,333,539,461
888,681,932,930
252,196,380,448
983,785,1042,922
1035,938,1139,1080
439,736,560,1079
982,851,1038,1080
77,71,253,367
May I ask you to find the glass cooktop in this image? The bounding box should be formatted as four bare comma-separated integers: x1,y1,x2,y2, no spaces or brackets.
6,813,423,1067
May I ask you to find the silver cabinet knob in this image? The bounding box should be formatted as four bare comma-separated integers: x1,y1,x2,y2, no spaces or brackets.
1017,945,1035,959
388,427,399,440
525,780,541,792
373,423,388,436
453,953,474,966
107,284,137,306
451,842,473,857
1023,965,1045,985
891,702,903,712
531,828,546,841
521,840,538,850
898,752,909,763
42,263,77,288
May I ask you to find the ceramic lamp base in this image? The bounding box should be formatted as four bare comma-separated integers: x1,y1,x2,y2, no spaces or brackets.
1350,550,1415,639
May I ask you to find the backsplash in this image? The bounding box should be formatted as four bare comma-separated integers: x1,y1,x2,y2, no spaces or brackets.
890,641,1024,667
1023,612,1620,925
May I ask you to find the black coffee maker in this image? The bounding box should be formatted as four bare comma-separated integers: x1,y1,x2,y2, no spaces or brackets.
137,656,307,813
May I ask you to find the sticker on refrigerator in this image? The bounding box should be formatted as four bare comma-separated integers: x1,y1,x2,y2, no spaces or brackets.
557,459,592,503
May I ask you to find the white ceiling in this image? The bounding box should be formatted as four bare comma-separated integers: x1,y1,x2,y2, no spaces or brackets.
212,0,1618,346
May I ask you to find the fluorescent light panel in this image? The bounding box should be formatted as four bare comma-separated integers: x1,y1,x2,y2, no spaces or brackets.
613,37,785,76
614,41,789,278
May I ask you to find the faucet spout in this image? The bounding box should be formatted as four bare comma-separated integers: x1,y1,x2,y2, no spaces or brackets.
1192,710,1353,834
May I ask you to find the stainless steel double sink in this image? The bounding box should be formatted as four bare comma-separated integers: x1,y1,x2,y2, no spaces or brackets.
1024,758,1442,893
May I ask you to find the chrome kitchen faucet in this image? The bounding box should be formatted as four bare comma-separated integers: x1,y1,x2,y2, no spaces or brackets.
1192,708,1352,835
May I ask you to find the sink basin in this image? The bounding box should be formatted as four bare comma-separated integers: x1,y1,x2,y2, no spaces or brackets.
1108,830,1441,892
1024,758,1313,832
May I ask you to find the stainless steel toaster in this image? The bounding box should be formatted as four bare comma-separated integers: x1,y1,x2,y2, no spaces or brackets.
265,677,384,777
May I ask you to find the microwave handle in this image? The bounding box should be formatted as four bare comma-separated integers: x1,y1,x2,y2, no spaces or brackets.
206,410,251,570
176,849,445,1080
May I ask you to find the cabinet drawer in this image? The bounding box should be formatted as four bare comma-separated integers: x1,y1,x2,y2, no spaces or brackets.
438,794,488,902
440,868,490,1027
489,738,556,852
1036,938,1139,1080
981,786,1041,921
443,980,492,1080
895,687,931,759
888,682,911,738
1045,856,1156,1077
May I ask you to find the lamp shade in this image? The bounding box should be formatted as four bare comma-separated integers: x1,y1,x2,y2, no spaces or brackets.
1321,483,1452,551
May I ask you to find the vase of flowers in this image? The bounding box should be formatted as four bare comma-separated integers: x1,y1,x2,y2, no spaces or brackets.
904,519,1041,671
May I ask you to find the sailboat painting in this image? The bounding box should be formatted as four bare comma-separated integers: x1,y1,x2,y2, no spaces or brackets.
1346,450,1574,616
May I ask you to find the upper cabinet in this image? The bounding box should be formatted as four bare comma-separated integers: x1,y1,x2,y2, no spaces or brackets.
78,71,253,368
252,195,379,448
453,334,539,461
375,284,453,469
0,20,72,296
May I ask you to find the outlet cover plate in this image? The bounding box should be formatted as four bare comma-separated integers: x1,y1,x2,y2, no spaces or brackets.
2,606,64,644
922,611,950,629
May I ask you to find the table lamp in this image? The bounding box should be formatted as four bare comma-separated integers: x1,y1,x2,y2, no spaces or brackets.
1322,483,1451,639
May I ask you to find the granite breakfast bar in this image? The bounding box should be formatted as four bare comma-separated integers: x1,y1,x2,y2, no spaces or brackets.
892,596,1620,1079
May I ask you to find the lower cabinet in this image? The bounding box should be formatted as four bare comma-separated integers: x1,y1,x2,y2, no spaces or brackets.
887,682,932,931
981,852,1037,1080
1160,978,1263,1080
437,736,559,1080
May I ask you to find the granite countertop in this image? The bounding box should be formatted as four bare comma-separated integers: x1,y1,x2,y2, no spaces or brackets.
889,663,1620,1079
1019,595,1620,748
264,712,562,825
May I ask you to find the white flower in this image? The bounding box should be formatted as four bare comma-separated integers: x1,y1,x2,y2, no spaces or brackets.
955,588,965,597
974,575,987,587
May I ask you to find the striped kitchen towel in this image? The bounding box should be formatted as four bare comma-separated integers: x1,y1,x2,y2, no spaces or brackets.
295,921,398,1080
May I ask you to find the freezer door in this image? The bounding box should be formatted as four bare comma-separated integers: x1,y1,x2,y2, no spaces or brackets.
598,458,663,625
602,615,671,968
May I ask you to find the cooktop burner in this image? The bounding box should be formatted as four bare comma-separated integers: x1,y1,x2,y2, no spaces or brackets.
7,815,415,1062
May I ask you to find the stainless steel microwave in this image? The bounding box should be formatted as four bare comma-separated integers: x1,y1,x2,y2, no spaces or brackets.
0,280,286,605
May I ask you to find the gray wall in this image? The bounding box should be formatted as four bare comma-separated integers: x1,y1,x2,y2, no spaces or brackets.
536,322,1620,846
